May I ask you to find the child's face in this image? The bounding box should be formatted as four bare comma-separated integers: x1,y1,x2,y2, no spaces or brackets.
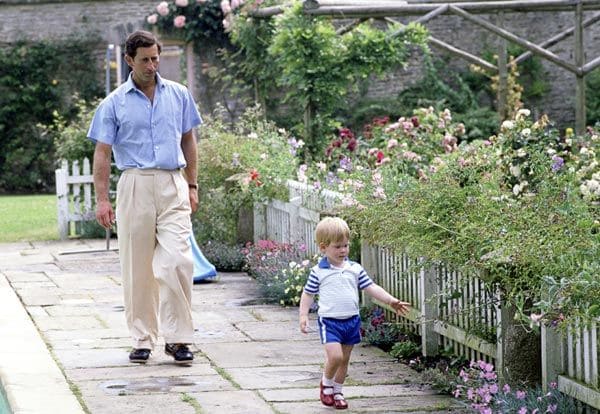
321,237,349,267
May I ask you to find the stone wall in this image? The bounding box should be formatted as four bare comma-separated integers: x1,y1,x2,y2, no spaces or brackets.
2,0,600,127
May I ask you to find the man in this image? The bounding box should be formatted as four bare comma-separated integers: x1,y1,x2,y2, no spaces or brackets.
88,30,202,365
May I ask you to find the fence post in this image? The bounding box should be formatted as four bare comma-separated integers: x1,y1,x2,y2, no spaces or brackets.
253,202,267,242
82,158,92,217
420,260,439,357
360,241,378,307
541,324,564,392
288,196,301,245
55,160,69,240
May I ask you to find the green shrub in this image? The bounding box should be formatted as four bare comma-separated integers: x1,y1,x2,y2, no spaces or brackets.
0,36,103,193
200,240,245,272
389,340,421,360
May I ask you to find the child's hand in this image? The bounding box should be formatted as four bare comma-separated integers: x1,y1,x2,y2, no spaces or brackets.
390,299,411,316
299,314,310,333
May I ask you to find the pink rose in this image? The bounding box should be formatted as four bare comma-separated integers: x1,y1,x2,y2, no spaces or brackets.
174,15,186,28
197,0,207,3
156,1,169,16
147,14,158,24
175,0,189,6
221,0,232,14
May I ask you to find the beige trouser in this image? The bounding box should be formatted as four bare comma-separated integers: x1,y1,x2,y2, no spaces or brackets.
116,168,194,350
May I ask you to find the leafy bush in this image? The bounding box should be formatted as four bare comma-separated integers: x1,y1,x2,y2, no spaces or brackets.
454,360,575,414
196,105,299,243
359,306,403,351
200,240,245,271
0,36,103,193
241,239,315,305
389,340,421,360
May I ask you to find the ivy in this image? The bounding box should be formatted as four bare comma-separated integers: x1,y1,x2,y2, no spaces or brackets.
0,36,103,193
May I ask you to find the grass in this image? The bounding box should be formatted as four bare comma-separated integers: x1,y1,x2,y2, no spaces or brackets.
0,194,58,242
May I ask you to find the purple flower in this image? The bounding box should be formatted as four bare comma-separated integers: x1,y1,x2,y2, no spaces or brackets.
518,407,528,414
551,155,564,172
546,404,558,413
516,390,526,400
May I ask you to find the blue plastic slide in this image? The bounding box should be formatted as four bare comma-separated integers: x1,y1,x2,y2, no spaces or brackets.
189,234,218,283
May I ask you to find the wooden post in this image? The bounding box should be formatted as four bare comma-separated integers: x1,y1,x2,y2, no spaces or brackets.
420,259,439,357
575,0,586,135
55,160,69,240
186,42,195,96
360,241,378,307
541,324,564,392
253,202,267,242
496,12,508,120
495,290,509,383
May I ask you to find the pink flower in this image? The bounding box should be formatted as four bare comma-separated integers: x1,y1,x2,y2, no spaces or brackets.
197,0,207,2
175,0,189,6
518,407,528,414
231,0,241,9
516,390,526,400
502,383,511,394
147,13,158,24
156,1,170,16
221,0,232,14
173,15,186,28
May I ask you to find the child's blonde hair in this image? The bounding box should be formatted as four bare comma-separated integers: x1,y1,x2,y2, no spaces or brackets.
315,217,350,247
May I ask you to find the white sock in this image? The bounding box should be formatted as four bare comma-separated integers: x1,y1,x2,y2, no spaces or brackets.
322,376,334,395
333,381,343,396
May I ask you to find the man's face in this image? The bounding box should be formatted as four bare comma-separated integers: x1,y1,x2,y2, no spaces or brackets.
126,44,160,84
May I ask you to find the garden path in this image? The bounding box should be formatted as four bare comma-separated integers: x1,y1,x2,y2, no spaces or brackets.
0,239,470,413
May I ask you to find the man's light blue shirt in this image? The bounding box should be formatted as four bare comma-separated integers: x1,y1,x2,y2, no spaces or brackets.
87,73,202,170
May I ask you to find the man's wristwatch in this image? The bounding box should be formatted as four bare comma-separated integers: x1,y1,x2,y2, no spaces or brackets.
188,183,198,189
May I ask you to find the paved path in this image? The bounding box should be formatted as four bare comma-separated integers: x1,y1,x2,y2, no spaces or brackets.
0,239,469,414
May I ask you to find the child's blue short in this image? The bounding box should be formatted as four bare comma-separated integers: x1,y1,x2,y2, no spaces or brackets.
317,315,362,345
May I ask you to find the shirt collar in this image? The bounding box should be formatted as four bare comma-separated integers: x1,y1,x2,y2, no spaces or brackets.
124,72,164,93
318,256,349,269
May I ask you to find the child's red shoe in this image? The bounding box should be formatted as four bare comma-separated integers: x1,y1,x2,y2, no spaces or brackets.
333,393,348,410
319,381,335,406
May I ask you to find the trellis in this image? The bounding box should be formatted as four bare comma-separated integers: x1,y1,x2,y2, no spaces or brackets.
251,0,600,134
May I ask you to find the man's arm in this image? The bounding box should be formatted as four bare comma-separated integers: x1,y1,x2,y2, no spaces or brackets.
181,129,198,213
93,142,115,229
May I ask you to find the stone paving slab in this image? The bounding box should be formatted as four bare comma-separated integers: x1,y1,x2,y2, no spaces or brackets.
199,341,391,368
0,239,469,414
188,390,276,413
82,392,197,414
272,394,467,414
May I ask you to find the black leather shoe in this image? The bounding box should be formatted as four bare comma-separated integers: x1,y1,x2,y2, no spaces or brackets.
165,343,194,365
129,348,151,363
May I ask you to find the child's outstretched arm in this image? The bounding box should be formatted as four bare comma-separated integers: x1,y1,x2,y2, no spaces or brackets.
364,284,410,316
299,291,315,334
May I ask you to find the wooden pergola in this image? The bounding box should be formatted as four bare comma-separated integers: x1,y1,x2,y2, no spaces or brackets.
251,0,600,134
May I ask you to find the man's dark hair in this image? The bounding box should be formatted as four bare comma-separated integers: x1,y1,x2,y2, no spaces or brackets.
125,30,162,59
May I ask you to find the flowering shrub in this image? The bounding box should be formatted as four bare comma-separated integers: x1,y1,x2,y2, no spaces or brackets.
303,107,466,210
242,239,315,305
199,240,245,271
360,306,403,351
146,0,227,42
195,105,299,243
454,360,575,413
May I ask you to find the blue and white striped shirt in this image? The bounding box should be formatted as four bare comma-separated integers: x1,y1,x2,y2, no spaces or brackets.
304,256,374,318
87,72,202,171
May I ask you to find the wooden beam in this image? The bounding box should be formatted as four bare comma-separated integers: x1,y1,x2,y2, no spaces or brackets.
384,16,497,72
575,0,586,134
336,18,368,35
514,12,600,65
303,0,600,17
389,4,448,38
582,54,600,74
449,5,582,75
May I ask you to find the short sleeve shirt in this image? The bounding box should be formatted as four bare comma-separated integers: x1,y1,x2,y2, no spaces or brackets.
87,73,202,170
303,257,374,319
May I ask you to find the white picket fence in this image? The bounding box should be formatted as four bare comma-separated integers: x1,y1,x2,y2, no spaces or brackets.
55,159,95,240
256,179,600,410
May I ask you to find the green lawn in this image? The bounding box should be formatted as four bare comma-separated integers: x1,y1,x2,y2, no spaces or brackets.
0,194,58,242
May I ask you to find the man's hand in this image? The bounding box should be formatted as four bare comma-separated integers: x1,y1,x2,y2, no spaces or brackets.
96,199,115,229
189,187,198,213
390,299,411,316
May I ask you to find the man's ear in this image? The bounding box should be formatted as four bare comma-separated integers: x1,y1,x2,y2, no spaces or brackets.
124,54,134,67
